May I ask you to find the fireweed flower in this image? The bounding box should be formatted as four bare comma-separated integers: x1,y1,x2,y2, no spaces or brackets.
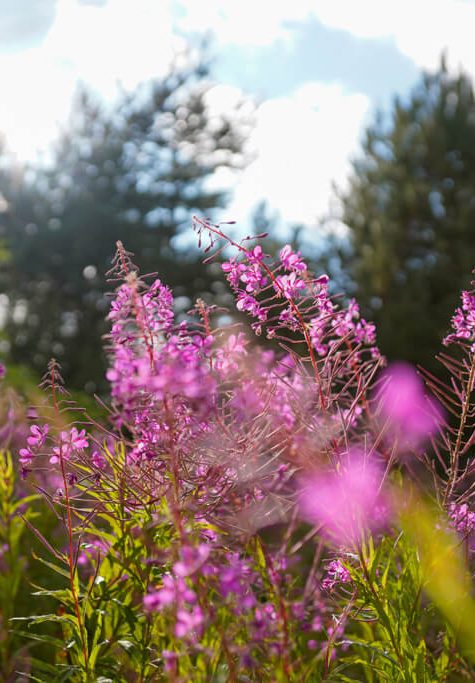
279,244,307,272
19,423,50,475
217,222,380,366
144,574,197,611
376,363,442,449
106,274,217,466
173,544,211,577
444,289,475,347
50,427,89,464
19,447,35,467
448,503,475,541
215,332,248,374
298,451,389,546
144,574,204,640
91,450,107,470
275,272,306,299
27,424,49,448
219,553,257,612
321,559,352,592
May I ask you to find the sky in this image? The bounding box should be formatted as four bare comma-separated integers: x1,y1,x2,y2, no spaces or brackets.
0,0,474,231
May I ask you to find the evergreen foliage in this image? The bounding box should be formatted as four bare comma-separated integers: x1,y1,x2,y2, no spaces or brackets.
0,53,248,390
339,58,475,369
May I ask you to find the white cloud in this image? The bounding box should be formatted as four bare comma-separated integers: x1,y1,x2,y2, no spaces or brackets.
221,82,370,227
4,0,470,230
45,0,181,94
176,0,475,77
0,47,72,161
174,0,314,47
172,0,475,230
313,0,475,74
0,0,181,159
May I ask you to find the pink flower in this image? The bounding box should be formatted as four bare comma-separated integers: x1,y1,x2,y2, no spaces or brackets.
27,424,49,448
247,245,264,263
376,363,442,448
51,427,89,464
91,451,107,470
279,245,307,272
173,545,211,577
236,294,267,321
175,605,204,638
444,289,475,346
19,447,35,466
322,559,352,591
298,451,388,545
275,273,306,299
222,258,246,288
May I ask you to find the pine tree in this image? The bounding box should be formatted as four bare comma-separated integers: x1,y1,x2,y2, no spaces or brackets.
0,54,249,391
339,58,475,369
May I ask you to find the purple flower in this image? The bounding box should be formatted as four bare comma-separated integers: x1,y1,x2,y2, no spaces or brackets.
239,262,267,294
162,651,178,674
144,572,204,641
236,294,267,321
219,553,256,611
175,605,204,638
222,258,246,288
444,289,475,346
144,575,196,612
19,447,35,466
247,245,264,263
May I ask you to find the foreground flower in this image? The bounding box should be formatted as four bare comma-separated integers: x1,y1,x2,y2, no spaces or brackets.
376,363,442,448
298,451,388,546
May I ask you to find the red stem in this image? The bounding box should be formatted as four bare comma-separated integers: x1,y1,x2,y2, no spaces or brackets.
50,367,89,671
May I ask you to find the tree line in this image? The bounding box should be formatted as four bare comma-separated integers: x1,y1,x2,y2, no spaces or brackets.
1,53,474,390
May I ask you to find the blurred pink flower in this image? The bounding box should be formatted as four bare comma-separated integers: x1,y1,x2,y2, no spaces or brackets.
376,363,442,448
298,451,388,546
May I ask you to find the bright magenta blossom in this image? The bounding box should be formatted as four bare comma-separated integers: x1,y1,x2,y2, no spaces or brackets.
298,451,388,545
376,363,442,448
50,427,89,464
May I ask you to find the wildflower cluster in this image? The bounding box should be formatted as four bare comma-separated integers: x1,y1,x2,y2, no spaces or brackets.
2,220,475,681
221,235,378,366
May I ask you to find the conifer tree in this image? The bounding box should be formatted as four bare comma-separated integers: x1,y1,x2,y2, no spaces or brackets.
339,58,475,369
0,54,248,390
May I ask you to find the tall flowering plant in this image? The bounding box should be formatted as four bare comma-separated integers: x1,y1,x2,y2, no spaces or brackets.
3,219,475,680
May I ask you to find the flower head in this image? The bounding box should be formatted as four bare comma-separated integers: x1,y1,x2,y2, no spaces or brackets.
27,424,49,448
51,427,89,464
298,450,389,546
376,363,442,448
